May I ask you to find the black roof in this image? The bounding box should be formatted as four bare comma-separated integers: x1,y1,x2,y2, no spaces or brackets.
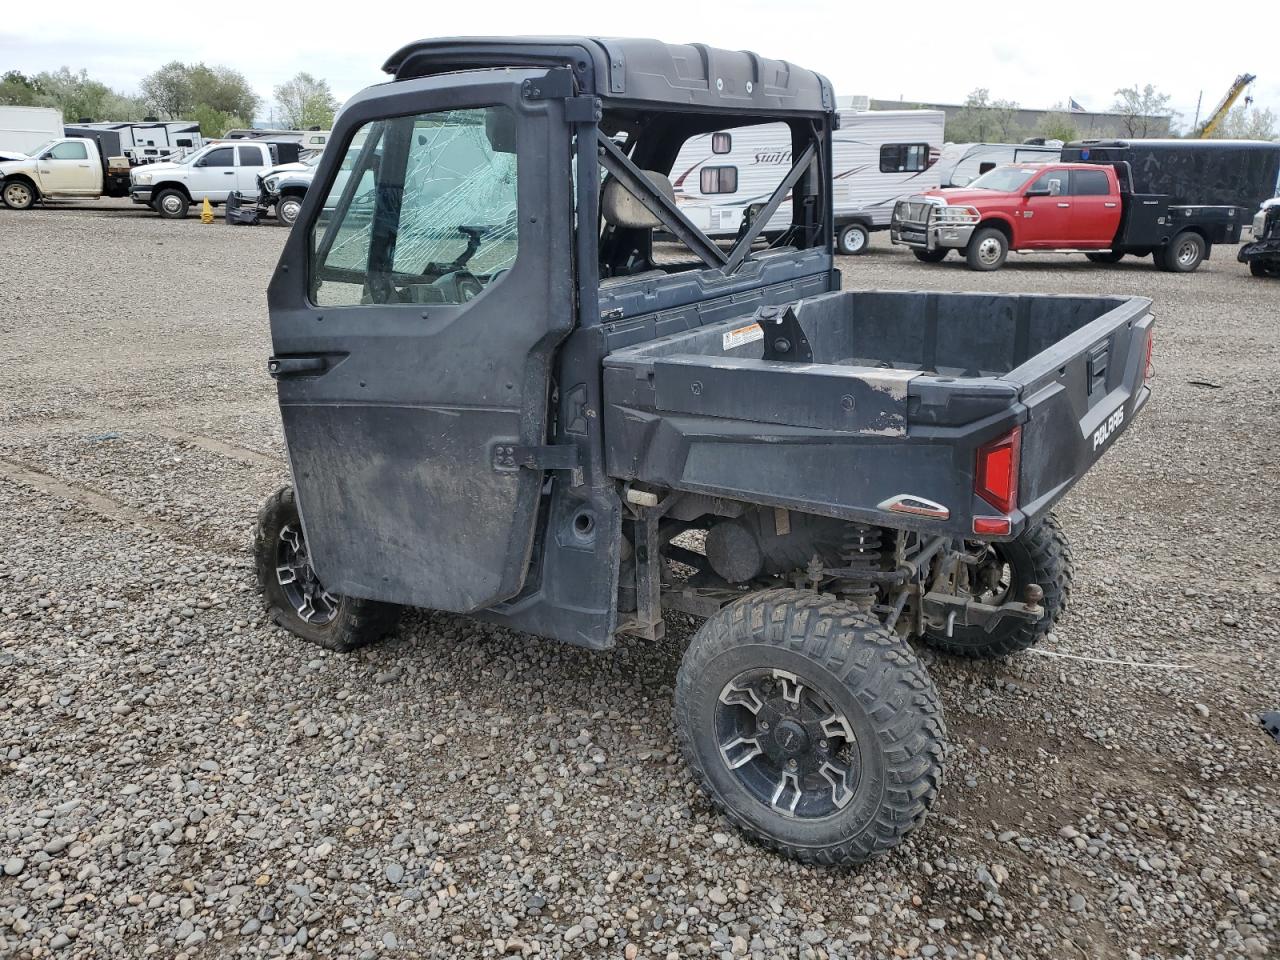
382,36,833,115
1067,138,1280,152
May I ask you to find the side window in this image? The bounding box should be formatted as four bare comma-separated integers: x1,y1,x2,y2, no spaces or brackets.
880,143,931,173
1071,169,1111,196
201,147,235,168
49,141,89,160
1030,169,1068,196
237,146,266,168
699,166,738,194
310,106,520,307
711,132,732,155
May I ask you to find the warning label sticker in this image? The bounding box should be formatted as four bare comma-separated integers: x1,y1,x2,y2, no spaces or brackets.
722,322,764,351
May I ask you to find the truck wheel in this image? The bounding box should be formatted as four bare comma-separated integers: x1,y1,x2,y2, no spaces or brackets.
1086,251,1124,264
912,249,949,263
836,223,870,256
2,180,36,210
276,195,303,227
965,227,1008,271
924,514,1073,659
154,189,189,219
674,588,945,865
1161,232,1205,273
253,486,401,652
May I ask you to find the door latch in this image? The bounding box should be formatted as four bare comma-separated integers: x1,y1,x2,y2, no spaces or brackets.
267,355,328,378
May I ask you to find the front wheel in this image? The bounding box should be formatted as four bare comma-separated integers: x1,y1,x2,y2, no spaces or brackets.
253,486,401,652
674,589,945,865
923,514,1073,659
1160,231,1205,273
965,226,1008,271
912,248,949,263
276,194,303,227
2,180,36,209
836,222,870,256
154,188,190,219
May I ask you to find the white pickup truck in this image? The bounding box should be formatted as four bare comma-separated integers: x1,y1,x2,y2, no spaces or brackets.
129,140,275,218
0,137,133,209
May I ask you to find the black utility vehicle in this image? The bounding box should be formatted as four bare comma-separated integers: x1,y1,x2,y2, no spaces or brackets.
1240,201,1280,277
255,37,1154,865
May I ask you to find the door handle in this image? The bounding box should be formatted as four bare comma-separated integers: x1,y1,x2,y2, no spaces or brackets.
1104,202,1118,208
224,171,235,175
1057,202,1071,208
268,355,328,378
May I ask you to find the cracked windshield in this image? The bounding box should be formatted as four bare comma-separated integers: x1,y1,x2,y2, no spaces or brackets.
310,106,520,306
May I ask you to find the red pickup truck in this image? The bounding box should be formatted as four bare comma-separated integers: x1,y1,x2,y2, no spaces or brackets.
891,161,1241,272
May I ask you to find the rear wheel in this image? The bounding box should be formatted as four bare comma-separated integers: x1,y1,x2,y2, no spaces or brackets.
912,248,949,263
923,514,1073,659
253,486,401,652
2,180,36,209
674,588,945,865
836,222,870,256
154,188,189,219
276,194,303,227
1160,231,1205,273
1086,251,1124,264
965,226,1008,271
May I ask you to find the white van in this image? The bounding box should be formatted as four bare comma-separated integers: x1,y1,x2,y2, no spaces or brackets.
669,109,946,255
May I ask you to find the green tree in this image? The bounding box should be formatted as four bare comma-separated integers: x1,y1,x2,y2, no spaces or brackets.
1207,103,1278,140
140,61,195,119
1111,84,1175,137
189,103,248,139
1035,103,1080,144
0,70,44,106
30,67,142,121
187,64,260,122
944,88,1022,143
273,72,338,129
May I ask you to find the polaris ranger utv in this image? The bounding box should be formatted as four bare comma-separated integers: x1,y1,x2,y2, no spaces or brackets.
255,37,1154,865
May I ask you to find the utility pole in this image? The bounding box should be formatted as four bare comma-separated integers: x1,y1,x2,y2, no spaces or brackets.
1192,90,1202,133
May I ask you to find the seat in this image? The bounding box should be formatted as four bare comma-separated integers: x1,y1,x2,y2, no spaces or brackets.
601,170,675,229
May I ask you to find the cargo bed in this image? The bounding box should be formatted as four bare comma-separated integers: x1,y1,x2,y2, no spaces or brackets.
603,289,1153,538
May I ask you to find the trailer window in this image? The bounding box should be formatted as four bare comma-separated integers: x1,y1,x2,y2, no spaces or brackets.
880,143,931,173
711,132,732,155
1071,169,1110,196
310,106,520,307
48,141,89,161
700,166,738,194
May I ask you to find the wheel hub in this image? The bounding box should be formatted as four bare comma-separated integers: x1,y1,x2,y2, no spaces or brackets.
716,668,859,818
276,523,340,624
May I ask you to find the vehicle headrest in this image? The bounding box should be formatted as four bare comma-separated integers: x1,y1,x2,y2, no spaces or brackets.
602,171,674,229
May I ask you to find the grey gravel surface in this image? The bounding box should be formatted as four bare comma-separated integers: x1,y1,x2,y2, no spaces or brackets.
1,199,1277,959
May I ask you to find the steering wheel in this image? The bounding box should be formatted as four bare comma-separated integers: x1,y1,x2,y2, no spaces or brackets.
433,269,483,303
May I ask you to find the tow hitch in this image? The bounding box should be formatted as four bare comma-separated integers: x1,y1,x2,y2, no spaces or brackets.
923,583,1045,636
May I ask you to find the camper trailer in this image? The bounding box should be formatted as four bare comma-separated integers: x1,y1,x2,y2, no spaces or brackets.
63,121,204,163
670,109,945,254
935,142,1062,188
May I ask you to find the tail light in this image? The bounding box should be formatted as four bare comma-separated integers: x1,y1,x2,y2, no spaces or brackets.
1144,327,1155,384
975,426,1021,514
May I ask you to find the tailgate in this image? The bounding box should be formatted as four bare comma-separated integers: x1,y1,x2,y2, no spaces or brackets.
1011,296,1153,521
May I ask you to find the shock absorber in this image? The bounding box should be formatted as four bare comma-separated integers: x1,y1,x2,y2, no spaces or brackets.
838,523,884,611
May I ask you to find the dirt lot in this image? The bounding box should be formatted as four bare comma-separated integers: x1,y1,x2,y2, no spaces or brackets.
1,199,1277,960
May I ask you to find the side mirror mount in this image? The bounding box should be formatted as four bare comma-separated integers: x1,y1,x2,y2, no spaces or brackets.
1025,186,1051,198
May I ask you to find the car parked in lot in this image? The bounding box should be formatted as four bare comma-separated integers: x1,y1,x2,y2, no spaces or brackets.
129,140,275,218
1240,198,1280,277
0,136,133,208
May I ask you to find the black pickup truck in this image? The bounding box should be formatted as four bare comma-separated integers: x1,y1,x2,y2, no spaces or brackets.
253,37,1153,865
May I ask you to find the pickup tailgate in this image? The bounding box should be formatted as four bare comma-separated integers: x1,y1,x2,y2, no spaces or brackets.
1011,296,1153,521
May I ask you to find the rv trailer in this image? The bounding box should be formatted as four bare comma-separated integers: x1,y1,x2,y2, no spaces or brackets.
669,109,945,254
934,142,1062,187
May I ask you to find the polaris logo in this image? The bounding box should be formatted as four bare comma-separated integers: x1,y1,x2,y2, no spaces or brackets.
1092,405,1125,451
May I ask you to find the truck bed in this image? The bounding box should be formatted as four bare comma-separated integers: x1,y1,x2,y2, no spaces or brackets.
603,289,1153,538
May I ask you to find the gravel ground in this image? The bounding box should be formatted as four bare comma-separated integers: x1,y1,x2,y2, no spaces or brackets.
1,199,1277,960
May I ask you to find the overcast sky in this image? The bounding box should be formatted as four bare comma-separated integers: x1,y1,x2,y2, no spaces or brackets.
4,1,1278,127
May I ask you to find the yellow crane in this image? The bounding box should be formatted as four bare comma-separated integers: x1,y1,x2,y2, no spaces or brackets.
1195,73,1257,138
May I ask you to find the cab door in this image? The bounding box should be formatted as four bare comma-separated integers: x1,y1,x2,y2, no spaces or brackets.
37,140,95,194
191,144,237,201
235,143,269,196
1067,167,1122,248
1018,168,1073,247
267,72,574,613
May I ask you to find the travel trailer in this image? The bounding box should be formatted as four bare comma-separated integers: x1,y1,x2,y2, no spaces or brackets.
935,142,1062,188
670,109,945,254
